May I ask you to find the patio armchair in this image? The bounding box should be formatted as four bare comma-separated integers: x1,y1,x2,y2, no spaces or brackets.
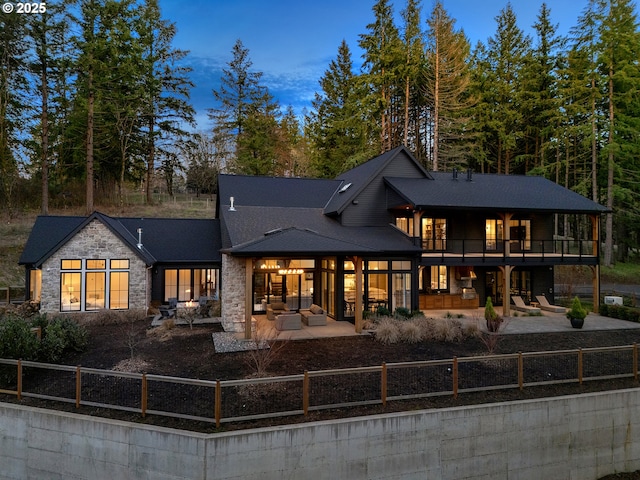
300,304,327,326
275,312,301,330
266,301,289,320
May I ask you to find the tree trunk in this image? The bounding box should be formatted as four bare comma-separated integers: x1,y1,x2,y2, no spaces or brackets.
603,69,614,267
40,64,49,215
86,67,94,215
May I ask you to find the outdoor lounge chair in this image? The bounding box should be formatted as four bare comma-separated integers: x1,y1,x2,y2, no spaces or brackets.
536,295,567,313
511,295,541,314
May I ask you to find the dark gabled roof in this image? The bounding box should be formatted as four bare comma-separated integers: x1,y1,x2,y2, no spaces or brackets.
220,205,420,256
19,212,221,267
118,217,221,263
385,173,609,214
217,174,342,209
323,146,432,216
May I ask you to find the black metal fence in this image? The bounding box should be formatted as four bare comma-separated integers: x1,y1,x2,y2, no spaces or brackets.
0,344,636,427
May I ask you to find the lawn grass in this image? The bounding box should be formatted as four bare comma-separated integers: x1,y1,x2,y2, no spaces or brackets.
0,191,216,288
601,262,640,284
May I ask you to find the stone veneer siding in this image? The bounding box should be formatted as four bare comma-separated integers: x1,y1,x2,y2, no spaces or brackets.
220,254,247,332
39,219,149,314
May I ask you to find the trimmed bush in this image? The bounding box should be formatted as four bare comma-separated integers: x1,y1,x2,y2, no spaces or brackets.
600,303,640,323
0,312,88,363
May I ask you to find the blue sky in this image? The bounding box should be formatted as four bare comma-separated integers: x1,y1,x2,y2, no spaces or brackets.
158,0,602,131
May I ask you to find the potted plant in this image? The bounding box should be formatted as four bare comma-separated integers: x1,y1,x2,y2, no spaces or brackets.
567,296,587,329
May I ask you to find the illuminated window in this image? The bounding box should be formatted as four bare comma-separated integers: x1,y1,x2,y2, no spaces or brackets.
422,218,447,250
430,265,447,291
109,272,129,309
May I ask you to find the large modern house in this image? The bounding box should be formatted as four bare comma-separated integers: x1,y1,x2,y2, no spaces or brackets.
19,146,607,338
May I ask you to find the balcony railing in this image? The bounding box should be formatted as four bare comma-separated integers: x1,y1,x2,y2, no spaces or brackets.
421,238,598,264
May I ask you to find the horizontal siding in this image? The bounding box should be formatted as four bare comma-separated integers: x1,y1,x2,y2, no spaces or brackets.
342,151,427,227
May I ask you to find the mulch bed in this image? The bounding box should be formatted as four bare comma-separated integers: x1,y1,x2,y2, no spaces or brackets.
4,319,640,478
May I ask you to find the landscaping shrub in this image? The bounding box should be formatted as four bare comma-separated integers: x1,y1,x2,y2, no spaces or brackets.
600,303,640,323
0,314,40,361
0,312,87,363
398,320,422,343
374,317,400,344
394,307,412,319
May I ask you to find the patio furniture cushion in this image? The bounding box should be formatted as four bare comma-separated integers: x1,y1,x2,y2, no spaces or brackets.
300,304,327,326
309,304,324,315
536,295,567,313
267,302,289,320
275,312,301,330
511,295,541,314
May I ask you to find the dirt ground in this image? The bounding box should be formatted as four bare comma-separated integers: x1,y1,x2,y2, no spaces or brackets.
8,318,640,479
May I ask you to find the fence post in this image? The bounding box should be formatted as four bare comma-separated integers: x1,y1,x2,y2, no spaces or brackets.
634,344,638,382
303,371,309,416
215,380,221,428
141,374,147,417
381,363,387,407
75,366,81,409
17,360,22,400
518,353,523,390
453,357,458,399
578,349,583,385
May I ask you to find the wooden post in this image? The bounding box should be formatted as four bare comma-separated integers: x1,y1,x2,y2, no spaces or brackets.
578,349,583,385
215,380,221,427
381,363,387,407
354,256,363,333
452,357,458,399
17,360,22,401
518,353,523,390
141,374,147,417
303,371,309,416
75,366,81,409
245,258,253,340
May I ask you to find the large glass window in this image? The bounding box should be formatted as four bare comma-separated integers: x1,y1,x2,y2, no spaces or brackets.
164,268,219,302
85,272,105,310
395,217,414,235
422,218,447,250
60,258,131,311
485,219,504,250
61,272,81,311
109,272,129,309
430,265,448,291
392,273,411,311
510,219,531,251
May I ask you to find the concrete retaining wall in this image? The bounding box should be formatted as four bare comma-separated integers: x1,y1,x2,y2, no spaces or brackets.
2,388,640,479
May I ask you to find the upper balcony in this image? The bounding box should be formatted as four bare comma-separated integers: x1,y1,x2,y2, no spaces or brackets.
420,237,598,266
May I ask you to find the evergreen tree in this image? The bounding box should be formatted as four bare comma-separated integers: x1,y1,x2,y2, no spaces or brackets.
483,4,531,174
209,39,281,175
520,3,564,172
597,0,640,265
137,0,195,203
359,0,403,153
424,1,474,171
400,0,425,157
0,12,28,217
307,40,368,177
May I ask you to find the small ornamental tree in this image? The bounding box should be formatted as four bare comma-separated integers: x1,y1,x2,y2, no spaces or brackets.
484,297,502,333
567,296,587,321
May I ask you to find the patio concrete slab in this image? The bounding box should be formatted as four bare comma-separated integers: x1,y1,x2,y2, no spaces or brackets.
425,307,640,335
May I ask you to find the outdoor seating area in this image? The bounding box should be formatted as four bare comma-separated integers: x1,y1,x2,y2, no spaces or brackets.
275,312,302,331
536,295,567,313
266,301,289,320
299,304,327,326
511,295,541,314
